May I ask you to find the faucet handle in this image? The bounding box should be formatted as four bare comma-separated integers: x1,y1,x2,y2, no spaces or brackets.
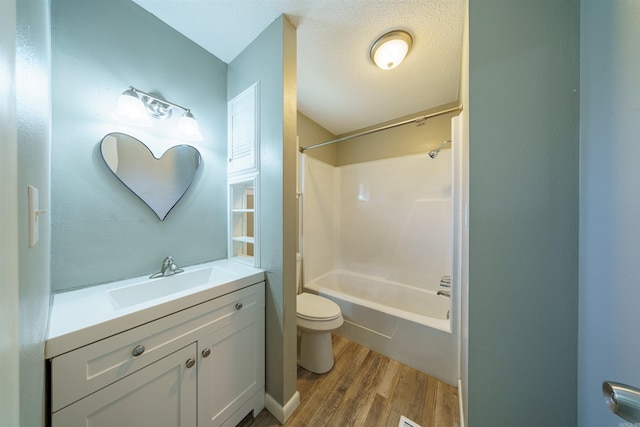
169,263,184,274
162,255,173,270
439,275,451,287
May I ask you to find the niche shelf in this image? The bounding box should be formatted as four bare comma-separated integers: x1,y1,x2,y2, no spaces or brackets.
229,177,258,266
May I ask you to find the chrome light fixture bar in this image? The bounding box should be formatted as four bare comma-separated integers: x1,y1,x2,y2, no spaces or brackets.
112,86,203,141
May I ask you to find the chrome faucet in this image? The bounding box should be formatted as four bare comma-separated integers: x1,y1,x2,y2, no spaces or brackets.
439,275,451,288
149,256,184,279
438,275,451,297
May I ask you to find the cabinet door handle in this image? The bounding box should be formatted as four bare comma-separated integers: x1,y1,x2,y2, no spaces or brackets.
235,303,243,310
201,348,211,358
131,345,145,357
185,358,196,369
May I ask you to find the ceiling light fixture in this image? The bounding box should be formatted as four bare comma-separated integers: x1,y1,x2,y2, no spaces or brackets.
370,30,413,70
112,86,204,141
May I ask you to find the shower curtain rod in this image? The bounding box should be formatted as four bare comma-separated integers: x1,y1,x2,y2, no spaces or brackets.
299,104,462,153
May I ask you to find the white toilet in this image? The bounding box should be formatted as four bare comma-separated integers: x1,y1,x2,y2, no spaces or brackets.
296,253,343,374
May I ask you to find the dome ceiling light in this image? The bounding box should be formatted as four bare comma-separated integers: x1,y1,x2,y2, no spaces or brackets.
370,30,413,70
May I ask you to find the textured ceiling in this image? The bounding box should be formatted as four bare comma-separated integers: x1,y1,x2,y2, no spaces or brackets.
132,0,465,135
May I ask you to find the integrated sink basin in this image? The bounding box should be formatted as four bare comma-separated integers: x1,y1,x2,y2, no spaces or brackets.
108,266,236,309
46,259,265,359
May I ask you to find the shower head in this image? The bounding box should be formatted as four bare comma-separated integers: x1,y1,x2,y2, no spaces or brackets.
428,140,451,159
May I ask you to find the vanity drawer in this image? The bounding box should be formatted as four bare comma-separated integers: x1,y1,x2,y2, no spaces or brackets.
51,281,264,412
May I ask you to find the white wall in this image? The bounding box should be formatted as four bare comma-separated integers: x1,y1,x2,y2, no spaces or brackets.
579,1,640,425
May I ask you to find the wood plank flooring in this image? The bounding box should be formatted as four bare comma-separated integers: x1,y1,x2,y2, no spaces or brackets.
238,335,460,427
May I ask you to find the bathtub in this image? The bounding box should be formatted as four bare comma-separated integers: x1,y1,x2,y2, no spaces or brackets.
304,270,457,386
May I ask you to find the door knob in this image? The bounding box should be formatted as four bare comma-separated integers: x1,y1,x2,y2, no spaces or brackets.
603,381,640,424
186,358,196,369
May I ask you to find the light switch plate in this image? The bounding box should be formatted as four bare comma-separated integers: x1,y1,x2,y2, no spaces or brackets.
28,185,47,248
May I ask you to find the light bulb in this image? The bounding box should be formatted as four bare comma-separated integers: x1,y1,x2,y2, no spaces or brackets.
112,89,152,126
177,111,203,141
370,31,413,70
373,39,410,70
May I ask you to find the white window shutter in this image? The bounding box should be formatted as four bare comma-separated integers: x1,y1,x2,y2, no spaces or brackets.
228,83,259,174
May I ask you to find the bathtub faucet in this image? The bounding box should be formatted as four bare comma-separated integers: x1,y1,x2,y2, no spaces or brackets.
438,276,451,297
439,275,451,288
149,256,184,279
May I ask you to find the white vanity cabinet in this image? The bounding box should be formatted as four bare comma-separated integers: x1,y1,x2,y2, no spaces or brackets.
49,281,265,427
52,343,198,427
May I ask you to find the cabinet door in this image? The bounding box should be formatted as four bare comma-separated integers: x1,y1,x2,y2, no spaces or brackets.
198,306,265,426
53,343,197,427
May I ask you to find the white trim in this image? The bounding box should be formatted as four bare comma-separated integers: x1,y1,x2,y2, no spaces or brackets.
264,391,300,424
458,377,465,427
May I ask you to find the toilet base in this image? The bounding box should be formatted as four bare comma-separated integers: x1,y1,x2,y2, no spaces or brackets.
297,331,335,374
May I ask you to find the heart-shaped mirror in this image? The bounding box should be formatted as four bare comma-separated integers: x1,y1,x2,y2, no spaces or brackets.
100,132,201,220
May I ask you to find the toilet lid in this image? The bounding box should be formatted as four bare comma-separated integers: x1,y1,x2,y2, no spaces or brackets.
297,293,341,321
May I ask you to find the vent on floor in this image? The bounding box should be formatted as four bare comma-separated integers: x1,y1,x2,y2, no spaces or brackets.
399,415,422,427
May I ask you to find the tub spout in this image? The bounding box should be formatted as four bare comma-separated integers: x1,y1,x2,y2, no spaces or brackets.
439,275,451,288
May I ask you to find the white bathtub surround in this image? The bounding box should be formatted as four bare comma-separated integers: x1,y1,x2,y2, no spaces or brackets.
301,150,457,385
302,152,452,293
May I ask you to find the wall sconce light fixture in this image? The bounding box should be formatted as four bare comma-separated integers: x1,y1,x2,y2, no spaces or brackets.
112,86,203,141
370,30,413,70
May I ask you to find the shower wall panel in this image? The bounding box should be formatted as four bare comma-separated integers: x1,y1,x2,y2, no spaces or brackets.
301,155,338,283
338,151,452,292
302,151,452,293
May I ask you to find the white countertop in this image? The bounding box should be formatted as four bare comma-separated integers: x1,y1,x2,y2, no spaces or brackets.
46,259,264,359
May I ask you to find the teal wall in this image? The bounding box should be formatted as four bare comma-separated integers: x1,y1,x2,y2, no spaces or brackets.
0,1,19,424
228,15,298,409
468,1,579,425
51,0,228,291
579,1,640,425
16,0,51,425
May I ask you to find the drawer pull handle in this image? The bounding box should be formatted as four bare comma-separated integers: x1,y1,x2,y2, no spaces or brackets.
235,303,243,310
202,348,211,358
186,358,196,369
132,345,145,357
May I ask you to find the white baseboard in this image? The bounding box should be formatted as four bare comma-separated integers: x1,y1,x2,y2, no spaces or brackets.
265,390,300,424
458,378,465,427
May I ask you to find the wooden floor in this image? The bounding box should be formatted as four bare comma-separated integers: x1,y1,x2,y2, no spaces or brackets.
239,335,460,427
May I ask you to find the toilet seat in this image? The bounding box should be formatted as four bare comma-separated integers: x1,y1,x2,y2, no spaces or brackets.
297,293,341,321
